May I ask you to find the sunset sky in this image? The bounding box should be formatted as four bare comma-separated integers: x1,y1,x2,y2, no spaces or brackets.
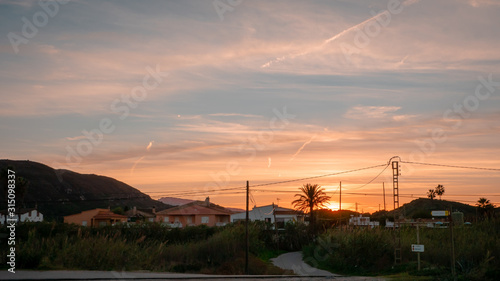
1,0,500,212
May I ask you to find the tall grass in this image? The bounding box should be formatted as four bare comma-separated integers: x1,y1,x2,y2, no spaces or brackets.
303,220,500,280
0,222,286,275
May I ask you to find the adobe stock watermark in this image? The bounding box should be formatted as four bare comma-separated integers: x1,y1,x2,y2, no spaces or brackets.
52,65,168,181
213,0,243,21
6,169,17,273
340,0,411,63
7,0,70,54
195,106,295,199
405,73,500,175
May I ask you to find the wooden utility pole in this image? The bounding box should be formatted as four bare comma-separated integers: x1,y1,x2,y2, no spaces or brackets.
245,180,249,275
383,182,386,211
273,202,278,248
417,224,421,271
449,207,456,280
339,181,342,211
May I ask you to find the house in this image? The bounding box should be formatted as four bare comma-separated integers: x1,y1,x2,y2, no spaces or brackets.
155,197,232,227
0,208,43,225
64,208,127,227
349,215,380,228
230,204,304,227
125,206,156,223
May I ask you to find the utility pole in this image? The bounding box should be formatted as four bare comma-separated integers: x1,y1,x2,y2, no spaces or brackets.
392,161,402,265
383,182,386,211
417,224,421,271
355,202,358,212
245,180,249,275
339,181,342,211
449,206,456,280
273,202,278,249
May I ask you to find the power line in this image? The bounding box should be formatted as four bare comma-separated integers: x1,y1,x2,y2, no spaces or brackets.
401,161,500,171
154,163,388,197
249,164,388,188
347,163,390,191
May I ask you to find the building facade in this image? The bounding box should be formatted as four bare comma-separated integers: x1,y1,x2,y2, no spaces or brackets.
156,197,232,227
64,208,127,227
230,204,304,227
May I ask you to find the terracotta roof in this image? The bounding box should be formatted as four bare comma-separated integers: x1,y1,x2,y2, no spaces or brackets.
93,210,127,220
158,203,232,216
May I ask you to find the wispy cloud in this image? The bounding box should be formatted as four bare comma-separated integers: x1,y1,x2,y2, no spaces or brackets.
208,113,262,118
344,106,401,120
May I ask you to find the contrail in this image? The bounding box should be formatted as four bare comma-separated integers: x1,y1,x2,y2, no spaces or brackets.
130,156,145,175
131,141,154,174
261,0,419,68
146,140,154,151
289,135,317,162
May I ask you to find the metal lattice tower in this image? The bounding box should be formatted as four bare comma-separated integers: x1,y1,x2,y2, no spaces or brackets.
392,161,400,210
392,161,402,264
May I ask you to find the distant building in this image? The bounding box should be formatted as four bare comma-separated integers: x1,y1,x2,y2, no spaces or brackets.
156,197,232,227
0,208,43,225
349,215,379,228
125,206,156,223
64,208,127,227
230,204,304,227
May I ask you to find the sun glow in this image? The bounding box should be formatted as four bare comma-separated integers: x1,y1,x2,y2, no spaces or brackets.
325,202,339,211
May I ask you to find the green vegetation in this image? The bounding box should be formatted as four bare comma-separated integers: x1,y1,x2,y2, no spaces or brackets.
0,221,305,274
303,219,500,280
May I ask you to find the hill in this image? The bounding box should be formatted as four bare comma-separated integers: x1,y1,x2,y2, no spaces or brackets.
370,198,479,221
0,160,171,221
395,198,477,218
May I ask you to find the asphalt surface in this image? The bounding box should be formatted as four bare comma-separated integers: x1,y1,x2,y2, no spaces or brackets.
270,251,338,277
1,252,386,281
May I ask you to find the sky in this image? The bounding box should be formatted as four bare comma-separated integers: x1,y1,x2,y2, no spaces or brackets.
1,0,500,213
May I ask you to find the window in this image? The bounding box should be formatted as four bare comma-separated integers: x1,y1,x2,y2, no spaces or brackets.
265,218,271,223
82,221,87,226
187,216,192,224
201,216,209,224
164,216,169,222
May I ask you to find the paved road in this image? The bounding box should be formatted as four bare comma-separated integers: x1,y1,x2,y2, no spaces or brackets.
271,252,386,281
1,269,385,281
271,251,338,277
0,252,385,281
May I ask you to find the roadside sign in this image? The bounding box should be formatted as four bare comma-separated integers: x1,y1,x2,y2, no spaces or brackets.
412,244,425,252
431,210,449,217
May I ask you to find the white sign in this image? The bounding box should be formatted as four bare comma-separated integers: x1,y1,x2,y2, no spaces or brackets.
431,210,449,217
411,244,425,252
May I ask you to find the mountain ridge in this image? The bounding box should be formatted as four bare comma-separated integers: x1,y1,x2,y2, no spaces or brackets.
0,159,172,221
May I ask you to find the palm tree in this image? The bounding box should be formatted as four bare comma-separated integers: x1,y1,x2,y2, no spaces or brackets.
435,184,445,200
292,183,330,231
427,189,436,200
477,197,494,218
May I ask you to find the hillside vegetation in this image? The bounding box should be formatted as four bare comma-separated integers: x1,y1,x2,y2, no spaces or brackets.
0,160,171,220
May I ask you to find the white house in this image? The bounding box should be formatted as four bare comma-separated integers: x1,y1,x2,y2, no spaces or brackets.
0,208,44,225
230,204,304,226
349,215,379,228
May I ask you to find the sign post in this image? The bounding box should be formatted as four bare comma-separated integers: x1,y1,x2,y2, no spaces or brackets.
411,244,425,252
